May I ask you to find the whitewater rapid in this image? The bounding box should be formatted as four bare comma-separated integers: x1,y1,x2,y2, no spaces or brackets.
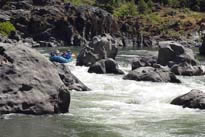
66,54,205,137
1,49,205,137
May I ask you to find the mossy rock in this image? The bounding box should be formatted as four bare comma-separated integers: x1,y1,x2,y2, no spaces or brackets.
0,21,16,36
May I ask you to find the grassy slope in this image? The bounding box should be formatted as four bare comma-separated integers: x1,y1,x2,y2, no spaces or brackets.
137,8,205,39
64,0,205,40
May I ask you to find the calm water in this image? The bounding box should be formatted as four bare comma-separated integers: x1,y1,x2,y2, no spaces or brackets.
1,49,205,137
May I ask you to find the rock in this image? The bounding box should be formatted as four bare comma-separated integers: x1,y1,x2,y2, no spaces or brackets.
23,38,40,47
122,34,153,48
171,90,205,109
123,66,181,83
8,31,21,41
132,56,157,70
88,58,124,74
0,42,70,115
157,42,198,66
55,63,91,91
157,41,204,76
0,14,10,22
199,36,205,55
77,34,119,66
171,62,204,76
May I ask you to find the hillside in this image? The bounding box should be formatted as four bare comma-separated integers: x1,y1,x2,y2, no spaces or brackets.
0,0,205,48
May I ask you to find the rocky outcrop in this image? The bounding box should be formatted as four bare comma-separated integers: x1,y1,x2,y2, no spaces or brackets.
0,42,71,115
123,66,181,83
171,62,204,76
88,58,124,74
171,90,205,109
157,42,198,66
77,34,120,66
55,63,90,91
0,1,120,47
157,42,204,76
199,36,205,55
0,0,155,48
132,56,157,70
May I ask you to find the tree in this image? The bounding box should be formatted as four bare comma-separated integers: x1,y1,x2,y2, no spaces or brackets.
147,0,153,9
138,0,148,14
114,0,138,17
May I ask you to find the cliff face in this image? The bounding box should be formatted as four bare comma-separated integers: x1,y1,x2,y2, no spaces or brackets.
0,0,153,48
0,0,204,48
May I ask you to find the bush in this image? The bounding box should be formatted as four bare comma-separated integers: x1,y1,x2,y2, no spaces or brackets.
138,0,148,14
0,21,16,36
64,0,95,6
113,1,138,17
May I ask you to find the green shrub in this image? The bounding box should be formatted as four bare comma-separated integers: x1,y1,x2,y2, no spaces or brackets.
0,21,16,36
138,0,148,14
64,0,95,6
113,1,138,17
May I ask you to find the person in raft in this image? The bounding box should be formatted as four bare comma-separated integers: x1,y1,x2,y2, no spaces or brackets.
62,50,72,59
50,50,61,56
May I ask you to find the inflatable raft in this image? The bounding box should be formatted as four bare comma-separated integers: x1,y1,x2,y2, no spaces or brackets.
50,56,72,63
50,51,73,63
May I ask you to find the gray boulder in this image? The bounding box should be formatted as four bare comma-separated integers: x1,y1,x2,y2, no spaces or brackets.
132,56,157,70
0,42,70,115
77,34,120,66
157,42,198,66
55,63,91,91
171,90,205,109
88,58,124,74
157,42,204,76
123,66,181,83
171,63,204,76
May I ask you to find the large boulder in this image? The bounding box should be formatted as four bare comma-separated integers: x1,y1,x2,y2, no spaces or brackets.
171,90,205,109
88,58,124,74
77,34,120,66
157,42,204,76
55,63,90,91
157,42,198,66
0,42,70,115
123,66,181,83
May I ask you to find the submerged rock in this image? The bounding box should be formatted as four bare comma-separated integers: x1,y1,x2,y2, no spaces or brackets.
171,62,204,76
88,58,124,74
0,42,70,115
132,56,157,70
77,34,120,66
123,66,181,83
171,90,205,109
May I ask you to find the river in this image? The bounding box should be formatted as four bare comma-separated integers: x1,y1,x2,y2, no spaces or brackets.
0,49,205,137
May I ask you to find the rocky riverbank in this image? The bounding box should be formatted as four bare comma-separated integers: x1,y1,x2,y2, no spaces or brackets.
1,0,205,49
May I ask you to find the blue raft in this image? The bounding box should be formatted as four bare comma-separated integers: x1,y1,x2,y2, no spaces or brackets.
50,56,72,63
50,52,73,63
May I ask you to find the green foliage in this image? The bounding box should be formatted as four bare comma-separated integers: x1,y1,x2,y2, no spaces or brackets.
147,0,153,9
138,0,148,14
64,0,95,6
113,1,138,17
0,21,16,36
